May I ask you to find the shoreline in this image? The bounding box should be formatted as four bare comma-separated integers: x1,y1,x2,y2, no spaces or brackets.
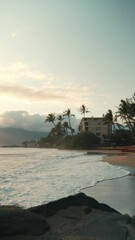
1,149,135,239
102,150,135,175
103,151,135,168
82,150,135,216
87,149,135,173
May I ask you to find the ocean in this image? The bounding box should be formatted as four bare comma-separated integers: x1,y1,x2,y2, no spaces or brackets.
0,148,129,208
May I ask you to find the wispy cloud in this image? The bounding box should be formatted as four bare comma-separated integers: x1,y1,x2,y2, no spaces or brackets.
0,62,53,83
0,82,101,105
0,62,112,112
0,62,93,103
0,83,67,102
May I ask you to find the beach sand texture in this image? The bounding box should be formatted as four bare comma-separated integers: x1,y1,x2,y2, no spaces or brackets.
83,150,135,216
104,151,135,167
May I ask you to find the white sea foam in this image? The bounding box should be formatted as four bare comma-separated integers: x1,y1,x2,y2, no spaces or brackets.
0,148,129,208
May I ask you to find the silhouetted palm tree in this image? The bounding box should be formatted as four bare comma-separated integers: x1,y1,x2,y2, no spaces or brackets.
63,108,75,135
57,114,64,123
115,98,135,131
78,104,89,118
45,113,56,127
62,121,69,136
55,121,63,136
103,109,121,131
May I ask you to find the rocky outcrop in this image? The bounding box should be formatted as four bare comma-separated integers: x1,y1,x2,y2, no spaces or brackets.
65,212,130,240
29,192,119,217
0,205,50,238
0,193,134,240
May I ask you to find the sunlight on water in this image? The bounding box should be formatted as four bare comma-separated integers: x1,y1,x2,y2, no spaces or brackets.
0,148,129,208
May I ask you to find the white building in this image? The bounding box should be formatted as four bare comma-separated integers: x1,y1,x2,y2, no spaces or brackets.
80,117,112,141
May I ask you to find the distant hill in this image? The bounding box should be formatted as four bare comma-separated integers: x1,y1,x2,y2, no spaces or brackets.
0,127,48,146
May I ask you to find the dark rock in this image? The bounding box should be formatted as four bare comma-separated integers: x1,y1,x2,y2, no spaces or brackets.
0,194,134,240
29,193,120,218
84,207,92,214
0,205,50,237
71,212,129,240
29,193,123,218
29,193,99,217
99,203,121,214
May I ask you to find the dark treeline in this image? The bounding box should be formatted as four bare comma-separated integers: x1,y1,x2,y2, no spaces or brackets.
23,94,135,149
103,93,135,146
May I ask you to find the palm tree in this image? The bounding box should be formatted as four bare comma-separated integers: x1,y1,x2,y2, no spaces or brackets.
129,94,135,129
115,98,135,131
63,108,75,135
62,121,69,136
126,94,135,129
45,113,56,127
57,114,64,123
55,121,63,136
78,104,89,118
103,109,121,132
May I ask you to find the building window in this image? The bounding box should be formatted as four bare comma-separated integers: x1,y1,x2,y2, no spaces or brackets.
97,122,101,125
85,122,88,126
96,127,101,131
85,126,89,132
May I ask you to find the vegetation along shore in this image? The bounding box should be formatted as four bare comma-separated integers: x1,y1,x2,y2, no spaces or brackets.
23,93,135,151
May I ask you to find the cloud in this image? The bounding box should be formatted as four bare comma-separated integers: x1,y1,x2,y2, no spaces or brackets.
0,62,54,85
0,111,80,132
0,82,104,109
0,62,112,113
0,61,97,103
0,111,47,132
0,84,66,102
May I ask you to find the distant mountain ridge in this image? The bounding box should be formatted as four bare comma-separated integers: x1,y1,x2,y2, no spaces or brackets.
0,127,48,146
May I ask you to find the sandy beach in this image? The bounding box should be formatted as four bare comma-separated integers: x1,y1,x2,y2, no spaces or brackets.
83,150,135,216
103,151,135,168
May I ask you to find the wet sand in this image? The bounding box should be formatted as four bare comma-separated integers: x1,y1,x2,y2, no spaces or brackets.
83,151,135,216
103,151,135,168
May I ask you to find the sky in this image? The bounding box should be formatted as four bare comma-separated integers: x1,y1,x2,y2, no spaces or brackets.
0,0,135,132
